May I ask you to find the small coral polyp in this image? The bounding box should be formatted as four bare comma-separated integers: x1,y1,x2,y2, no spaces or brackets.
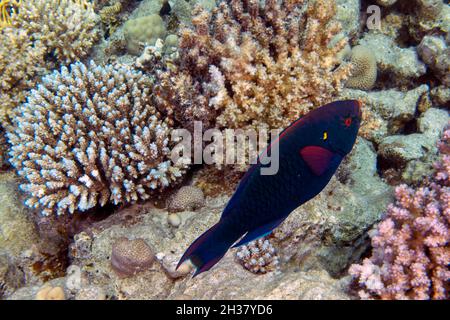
7,62,187,216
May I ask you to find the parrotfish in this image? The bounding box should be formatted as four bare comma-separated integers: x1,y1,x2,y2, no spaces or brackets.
177,100,362,277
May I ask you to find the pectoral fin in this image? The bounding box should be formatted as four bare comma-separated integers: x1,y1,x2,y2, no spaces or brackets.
299,145,336,176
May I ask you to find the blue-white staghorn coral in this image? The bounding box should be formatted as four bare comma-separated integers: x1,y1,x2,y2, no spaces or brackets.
7,61,188,216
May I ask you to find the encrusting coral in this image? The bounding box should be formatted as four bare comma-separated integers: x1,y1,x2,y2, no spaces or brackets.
153,0,351,131
346,45,377,90
7,61,188,216
349,124,450,300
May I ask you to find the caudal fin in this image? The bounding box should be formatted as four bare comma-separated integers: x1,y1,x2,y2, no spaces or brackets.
177,220,241,277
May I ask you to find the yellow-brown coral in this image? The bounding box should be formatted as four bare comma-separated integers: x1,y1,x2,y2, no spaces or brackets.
99,1,122,33
0,0,19,29
10,0,100,64
0,27,46,123
346,45,377,90
0,0,100,122
35,285,65,300
154,0,351,131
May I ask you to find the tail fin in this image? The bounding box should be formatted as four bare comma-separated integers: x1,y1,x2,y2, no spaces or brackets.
176,219,241,277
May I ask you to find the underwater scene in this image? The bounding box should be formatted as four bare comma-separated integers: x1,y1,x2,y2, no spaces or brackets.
0,0,448,301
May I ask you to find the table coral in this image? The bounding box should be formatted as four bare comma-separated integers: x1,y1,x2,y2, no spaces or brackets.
349,125,450,300
154,0,351,131
7,61,188,216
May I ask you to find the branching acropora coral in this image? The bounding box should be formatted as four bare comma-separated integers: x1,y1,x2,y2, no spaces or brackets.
9,0,100,64
0,27,46,122
0,0,19,29
0,0,100,121
7,62,188,216
154,0,351,131
349,125,450,300
236,238,279,274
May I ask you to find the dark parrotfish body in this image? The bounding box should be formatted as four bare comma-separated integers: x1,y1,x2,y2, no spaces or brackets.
177,100,362,276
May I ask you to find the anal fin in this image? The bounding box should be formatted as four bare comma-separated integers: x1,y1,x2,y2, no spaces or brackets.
232,218,285,248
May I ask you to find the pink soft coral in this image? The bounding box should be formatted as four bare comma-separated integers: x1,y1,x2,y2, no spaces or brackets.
349,126,450,300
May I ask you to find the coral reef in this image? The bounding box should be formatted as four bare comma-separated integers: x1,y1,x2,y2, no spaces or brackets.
10,0,100,65
167,185,205,212
349,125,450,300
346,45,377,90
154,0,351,131
236,238,279,274
0,0,100,122
7,61,188,216
0,28,46,122
357,33,426,84
99,1,122,33
111,237,155,278
123,14,167,55
340,85,431,143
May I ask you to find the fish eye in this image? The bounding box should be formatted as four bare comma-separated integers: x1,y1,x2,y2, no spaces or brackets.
323,131,328,140
344,117,352,127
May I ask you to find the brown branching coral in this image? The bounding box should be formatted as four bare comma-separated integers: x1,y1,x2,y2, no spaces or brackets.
10,0,100,65
0,0,100,122
0,0,19,29
153,0,351,131
0,27,46,122
7,62,188,216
